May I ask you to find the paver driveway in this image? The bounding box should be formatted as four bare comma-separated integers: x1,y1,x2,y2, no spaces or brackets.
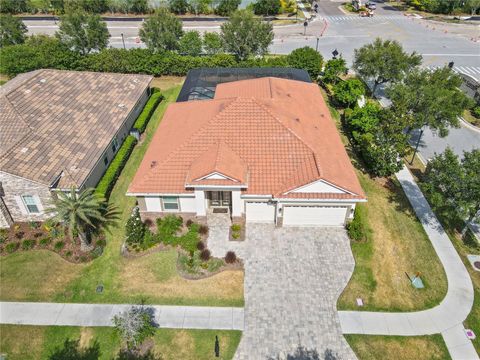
208,215,356,359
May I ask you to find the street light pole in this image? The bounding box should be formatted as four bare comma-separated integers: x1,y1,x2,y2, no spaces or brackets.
316,37,319,52
303,21,308,35
121,33,126,50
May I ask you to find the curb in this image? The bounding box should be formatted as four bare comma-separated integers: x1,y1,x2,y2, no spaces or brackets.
20,15,229,22
459,116,480,134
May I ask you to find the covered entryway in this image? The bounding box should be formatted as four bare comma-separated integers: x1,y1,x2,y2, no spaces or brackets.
245,202,275,223
282,205,348,226
207,191,231,210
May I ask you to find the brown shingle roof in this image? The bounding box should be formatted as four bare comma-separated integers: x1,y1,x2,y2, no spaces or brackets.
0,69,152,188
129,77,365,200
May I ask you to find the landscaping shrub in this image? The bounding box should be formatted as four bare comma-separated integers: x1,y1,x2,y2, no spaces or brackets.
33,232,43,238
143,218,153,228
287,46,323,79
198,225,209,235
0,39,293,77
157,215,183,242
200,249,211,261
332,78,365,108
197,241,205,251
186,219,194,227
65,251,73,257
231,224,241,232
5,242,19,253
225,251,237,264
232,232,240,240
96,238,107,247
0,229,7,243
29,221,40,229
91,246,103,258
21,239,36,250
178,227,200,253
125,207,146,245
347,205,372,242
39,237,52,247
133,91,163,133
95,135,137,199
14,231,24,239
54,240,65,250
141,229,158,250
473,106,480,119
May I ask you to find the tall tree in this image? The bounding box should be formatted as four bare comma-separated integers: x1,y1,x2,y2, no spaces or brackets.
128,0,150,13
322,56,347,84
0,0,29,14
178,30,203,56
215,0,241,16
287,46,323,79
56,10,110,54
423,148,480,227
253,0,281,15
353,38,422,94
388,66,472,143
221,10,273,60
332,78,365,108
0,14,27,47
203,32,223,54
48,188,119,250
113,306,156,351
139,8,183,52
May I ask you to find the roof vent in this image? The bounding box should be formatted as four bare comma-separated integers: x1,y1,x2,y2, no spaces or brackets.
118,103,126,108
20,147,28,153
295,118,300,122
39,79,46,84
150,161,157,168
24,89,31,94
70,165,79,172
133,78,139,83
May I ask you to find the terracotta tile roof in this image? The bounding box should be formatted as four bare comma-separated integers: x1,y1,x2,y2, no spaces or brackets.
0,69,152,188
185,142,248,185
129,77,365,200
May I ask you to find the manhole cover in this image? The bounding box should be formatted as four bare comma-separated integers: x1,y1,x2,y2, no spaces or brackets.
96,285,104,293
474,261,480,270
213,208,228,214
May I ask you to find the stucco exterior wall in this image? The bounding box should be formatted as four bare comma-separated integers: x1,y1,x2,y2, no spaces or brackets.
81,88,150,190
0,171,52,223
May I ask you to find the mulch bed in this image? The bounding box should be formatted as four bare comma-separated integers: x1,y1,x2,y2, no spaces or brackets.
0,222,104,264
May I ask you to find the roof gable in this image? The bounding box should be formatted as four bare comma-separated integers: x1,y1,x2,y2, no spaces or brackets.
286,179,351,195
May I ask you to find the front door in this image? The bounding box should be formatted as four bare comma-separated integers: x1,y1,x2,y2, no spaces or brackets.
209,191,231,208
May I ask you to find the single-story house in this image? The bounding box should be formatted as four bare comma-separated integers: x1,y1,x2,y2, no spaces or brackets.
0,69,152,228
128,76,366,227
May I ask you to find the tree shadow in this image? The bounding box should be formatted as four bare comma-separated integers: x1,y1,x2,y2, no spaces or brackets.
267,345,339,360
48,338,100,360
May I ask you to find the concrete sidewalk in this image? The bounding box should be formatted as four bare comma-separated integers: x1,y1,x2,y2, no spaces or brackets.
0,302,244,331
338,165,478,360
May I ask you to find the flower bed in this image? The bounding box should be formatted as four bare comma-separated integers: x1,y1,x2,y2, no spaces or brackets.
229,219,245,241
0,221,105,263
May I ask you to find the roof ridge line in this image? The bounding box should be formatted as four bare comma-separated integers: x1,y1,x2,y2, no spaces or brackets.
252,97,319,161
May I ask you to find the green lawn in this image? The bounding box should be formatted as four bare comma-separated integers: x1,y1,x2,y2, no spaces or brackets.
330,106,447,312
345,334,450,360
0,325,241,360
0,83,244,307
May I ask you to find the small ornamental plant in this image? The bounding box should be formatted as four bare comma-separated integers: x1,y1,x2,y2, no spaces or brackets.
125,207,145,245
225,251,237,264
200,249,211,261
113,306,156,351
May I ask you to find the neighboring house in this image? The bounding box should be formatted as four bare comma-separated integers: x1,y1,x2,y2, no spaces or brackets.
128,76,366,227
0,69,153,228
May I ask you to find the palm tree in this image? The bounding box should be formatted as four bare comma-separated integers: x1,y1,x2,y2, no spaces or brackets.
48,188,120,251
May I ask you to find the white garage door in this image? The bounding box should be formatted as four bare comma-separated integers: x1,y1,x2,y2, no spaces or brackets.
246,202,275,223
283,206,348,226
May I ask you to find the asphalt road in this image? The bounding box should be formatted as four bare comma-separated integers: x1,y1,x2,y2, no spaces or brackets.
23,0,480,159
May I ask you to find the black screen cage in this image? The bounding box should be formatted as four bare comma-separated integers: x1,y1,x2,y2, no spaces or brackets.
177,67,312,102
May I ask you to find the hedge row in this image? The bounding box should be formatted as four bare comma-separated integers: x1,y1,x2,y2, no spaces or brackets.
133,89,163,133
96,135,137,199
0,38,291,77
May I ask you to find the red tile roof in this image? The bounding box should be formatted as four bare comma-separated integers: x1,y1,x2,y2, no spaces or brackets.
129,77,365,200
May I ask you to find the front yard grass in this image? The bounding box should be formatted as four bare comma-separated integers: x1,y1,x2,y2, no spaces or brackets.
345,334,450,360
0,81,244,307
0,324,241,360
334,121,447,311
